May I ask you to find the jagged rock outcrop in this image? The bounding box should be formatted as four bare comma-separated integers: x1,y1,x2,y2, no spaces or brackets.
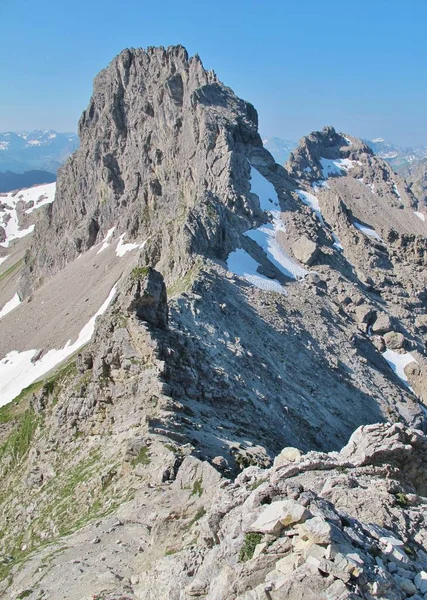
20,45,265,296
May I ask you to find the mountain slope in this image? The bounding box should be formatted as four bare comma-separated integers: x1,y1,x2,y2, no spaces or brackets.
0,47,427,599
400,159,427,211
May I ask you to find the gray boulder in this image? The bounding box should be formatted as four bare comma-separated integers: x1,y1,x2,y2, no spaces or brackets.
291,235,319,265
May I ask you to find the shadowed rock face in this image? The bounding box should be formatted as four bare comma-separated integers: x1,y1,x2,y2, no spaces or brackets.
21,45,264,295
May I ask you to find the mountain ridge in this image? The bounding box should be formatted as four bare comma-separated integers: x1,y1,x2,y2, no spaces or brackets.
0,45,427,599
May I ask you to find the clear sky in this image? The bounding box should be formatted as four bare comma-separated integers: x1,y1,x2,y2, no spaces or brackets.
1,0,426,146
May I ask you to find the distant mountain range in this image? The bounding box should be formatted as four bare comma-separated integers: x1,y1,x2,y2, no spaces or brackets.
364,137,427,170
262,136,297,164
0,130,79,191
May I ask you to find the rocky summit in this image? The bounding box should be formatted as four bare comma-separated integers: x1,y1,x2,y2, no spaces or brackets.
0,45,426,600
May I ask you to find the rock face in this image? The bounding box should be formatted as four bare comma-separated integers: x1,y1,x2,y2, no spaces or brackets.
1,47,427,599
20,45,262,294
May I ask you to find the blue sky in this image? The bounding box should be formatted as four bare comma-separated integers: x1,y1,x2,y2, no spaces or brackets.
1,0,426,145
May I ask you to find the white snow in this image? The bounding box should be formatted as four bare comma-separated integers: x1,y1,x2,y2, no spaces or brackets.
382,349,417,385
296,188,344,252
354,221,383,242
248,167,308,280
331,233,344,251
0,284,117,407
246,224,308,280
23,182,56,214
296,189,320,214
312,180,330,191
414,211,425,222
392,182,401,199
115,234,144,257
227,248,286,294
0,256,8,266
97,227,116,254
320,158,357,178
343,137,352,145
250,167,280,211
227,166,309,291
0,293,21,319
0,183,56,247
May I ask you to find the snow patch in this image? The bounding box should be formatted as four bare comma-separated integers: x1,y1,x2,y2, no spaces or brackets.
0,183,56,247
414,211,425,222
0,285,117,407
246,224,308,280
296,189,320,214
115,234,145,257
331,233,344,251
354,221,382,242
0,293,21,319
248,167,308,280
97,227,116,254
392,183,401,199
250,167,280,211
382,349,417,385
320,158,357,178
227,248,286,294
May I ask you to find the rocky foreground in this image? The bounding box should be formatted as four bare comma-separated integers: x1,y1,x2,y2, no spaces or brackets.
3,421,427,600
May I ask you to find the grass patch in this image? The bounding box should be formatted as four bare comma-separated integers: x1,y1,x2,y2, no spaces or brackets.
131,266,150,280
131,446,150,467
0,258,23,283
249,479,267,491
185,506,206,530
191,478,203,497
0,409,39,467
394,492,409,508
239,533,262,562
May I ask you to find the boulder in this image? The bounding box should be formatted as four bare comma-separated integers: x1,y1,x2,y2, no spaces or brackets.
371,313,393,335
297,517,333,545
383,331,405,350
250,500,311,535
355,304,376,327
291,235,319,265
273,447,302,469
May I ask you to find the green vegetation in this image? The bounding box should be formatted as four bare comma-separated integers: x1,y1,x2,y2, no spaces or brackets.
395,492,409,508
131,446,151,467
191,478,203,497
185,506,206,530
0,409,39,467
0,258,23,283
131,266,150,280
17,591,33,599
249,479,267,491
165,547,179,556
239,533,262,562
